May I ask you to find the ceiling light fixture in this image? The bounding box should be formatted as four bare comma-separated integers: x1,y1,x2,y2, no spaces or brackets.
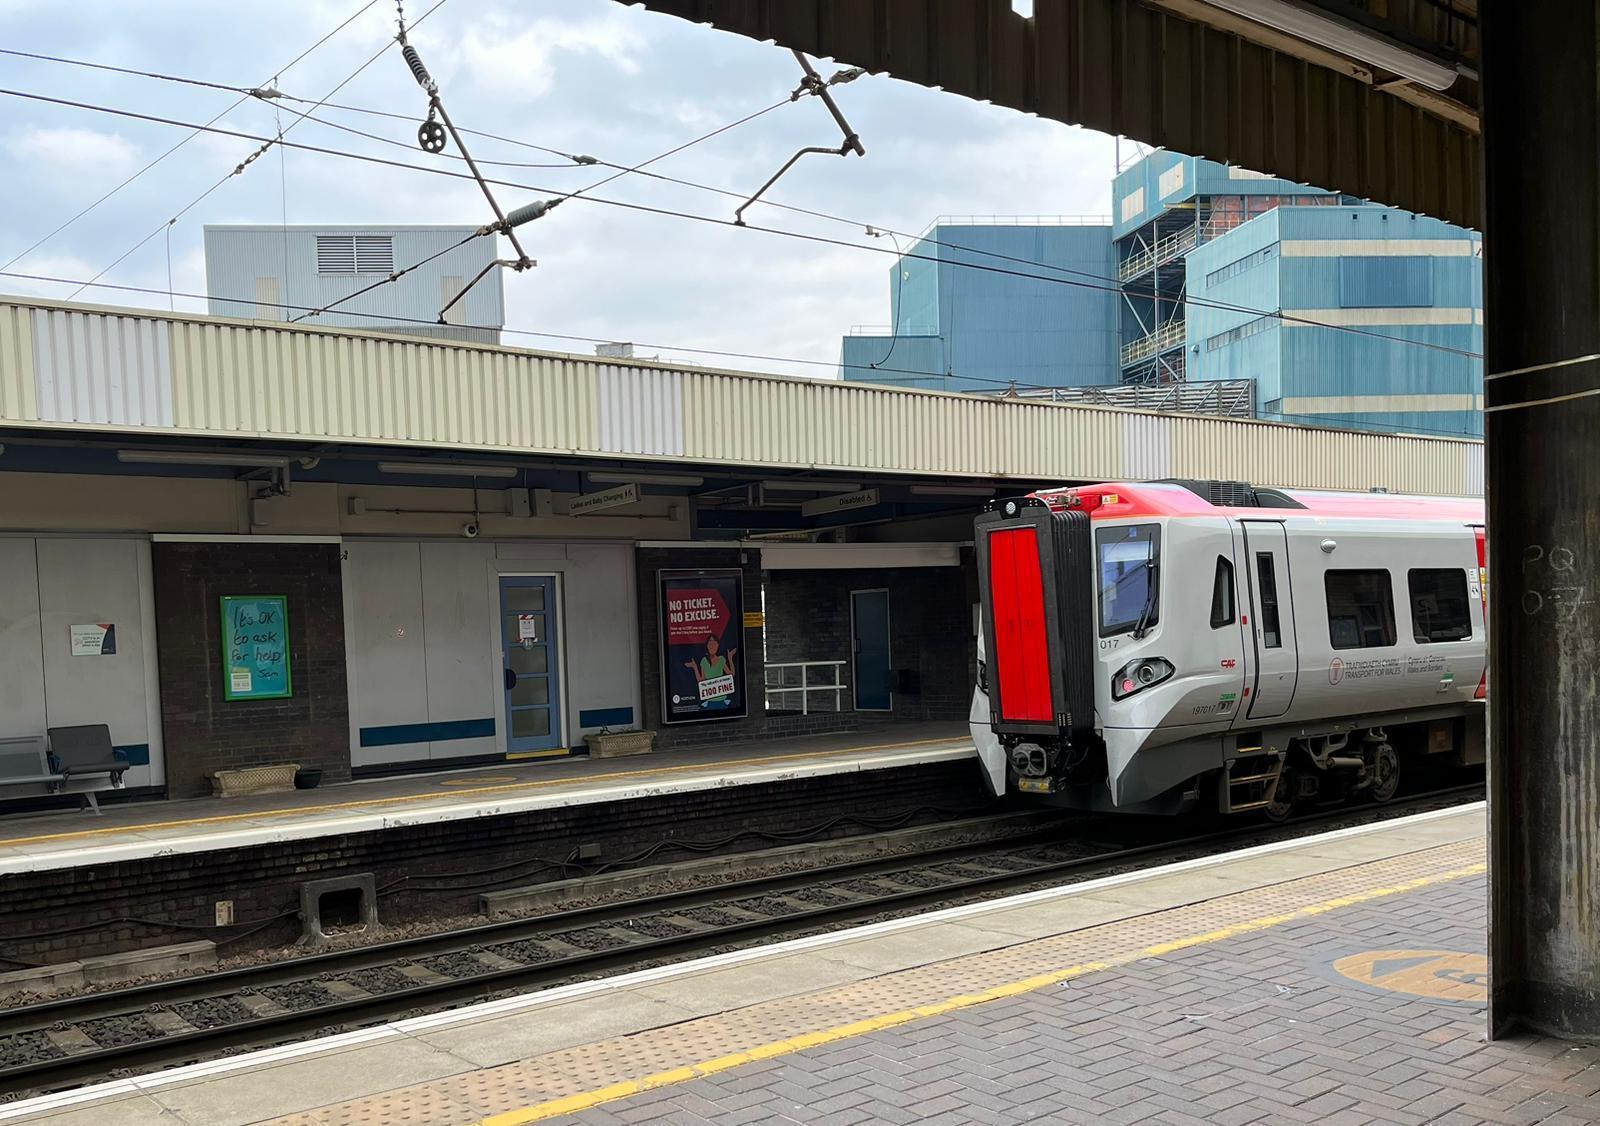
758,480,864,493
908,484,997,497
116,450,290,468
1204,0,1459,91
587,471,705,487
377,461,519,478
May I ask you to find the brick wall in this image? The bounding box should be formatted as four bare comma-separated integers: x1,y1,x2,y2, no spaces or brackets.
0,760,989,962
152,542,350,797
637,547,768,750
764,558,976,724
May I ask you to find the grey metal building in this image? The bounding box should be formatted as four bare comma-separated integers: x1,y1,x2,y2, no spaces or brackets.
203,225,505,345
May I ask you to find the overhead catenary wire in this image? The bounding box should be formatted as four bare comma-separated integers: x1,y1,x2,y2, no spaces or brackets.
0,1,383,274
297,93,801,324
0,86,1485,366
296,0,804,326
58,0,453,303
0,86,1484,366
0,48,588,169
3,50,1488,366
0,269,1486,440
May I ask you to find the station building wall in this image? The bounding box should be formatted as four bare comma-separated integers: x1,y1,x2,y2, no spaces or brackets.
342,539,642,771
153,541,349,798
762,561,975,727
0,468,978,799
0,535,165,791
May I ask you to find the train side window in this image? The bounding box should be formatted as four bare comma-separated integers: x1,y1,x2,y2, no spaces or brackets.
1408,568,1472,642
1325,569,1397,649
1210,556,1235,628
1255,554,1282,648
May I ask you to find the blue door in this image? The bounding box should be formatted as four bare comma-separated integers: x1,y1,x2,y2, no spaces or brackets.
851,589,893,711
499,576,564,756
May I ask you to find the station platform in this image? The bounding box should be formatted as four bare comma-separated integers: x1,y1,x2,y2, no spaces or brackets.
0,724,974,876
9,801,1573,1126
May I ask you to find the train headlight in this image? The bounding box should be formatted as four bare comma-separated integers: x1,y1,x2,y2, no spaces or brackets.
1112,657,1175,700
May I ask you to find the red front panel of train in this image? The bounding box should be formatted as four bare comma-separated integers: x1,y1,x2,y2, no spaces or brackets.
987,526,1054,723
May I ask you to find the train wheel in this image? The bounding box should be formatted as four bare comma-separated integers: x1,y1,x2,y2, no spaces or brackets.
1367,743,1400,803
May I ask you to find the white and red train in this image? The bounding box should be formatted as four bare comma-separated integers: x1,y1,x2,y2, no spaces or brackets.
971,479,1486,817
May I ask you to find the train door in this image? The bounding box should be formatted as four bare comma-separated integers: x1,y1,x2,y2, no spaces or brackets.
1241,521,1299,720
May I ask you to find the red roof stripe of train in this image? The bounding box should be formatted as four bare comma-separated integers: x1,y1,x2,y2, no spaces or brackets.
1029,483,1484,522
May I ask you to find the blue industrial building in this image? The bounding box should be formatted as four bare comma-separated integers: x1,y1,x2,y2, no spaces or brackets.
839,220,1119,392
1185,206,1483,437
840,151,1484,438
1112,150,1348,385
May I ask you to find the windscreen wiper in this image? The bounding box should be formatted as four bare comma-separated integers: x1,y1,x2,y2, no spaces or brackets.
1132,560,1160,639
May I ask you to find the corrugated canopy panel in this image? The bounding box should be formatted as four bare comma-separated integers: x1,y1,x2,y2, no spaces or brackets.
0,297,1482,495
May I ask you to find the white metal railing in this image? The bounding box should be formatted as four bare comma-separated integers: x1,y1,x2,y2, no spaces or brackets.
1119,319,1188,366
764,660,848,715
1118,224,1198,281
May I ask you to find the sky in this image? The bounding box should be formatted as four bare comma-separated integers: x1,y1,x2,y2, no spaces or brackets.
0,0,1117,377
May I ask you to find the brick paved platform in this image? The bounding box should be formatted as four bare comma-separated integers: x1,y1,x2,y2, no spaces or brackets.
530,860,1585,1126
15,804,1587,1126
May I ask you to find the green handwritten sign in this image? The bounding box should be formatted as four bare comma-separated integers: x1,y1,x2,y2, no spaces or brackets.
220,595,292,701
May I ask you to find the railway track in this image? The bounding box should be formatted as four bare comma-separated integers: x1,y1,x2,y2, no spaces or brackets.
0,783,1482,1095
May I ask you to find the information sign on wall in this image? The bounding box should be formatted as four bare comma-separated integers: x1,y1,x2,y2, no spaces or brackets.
220,595,293,701
69,623,117,656
658,570,747,723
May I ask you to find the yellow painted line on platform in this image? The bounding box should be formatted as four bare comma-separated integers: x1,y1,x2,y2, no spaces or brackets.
0,737,971,848
476,860,1489,1125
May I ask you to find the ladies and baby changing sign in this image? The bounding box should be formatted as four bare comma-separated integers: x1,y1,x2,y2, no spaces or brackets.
658,569,746,723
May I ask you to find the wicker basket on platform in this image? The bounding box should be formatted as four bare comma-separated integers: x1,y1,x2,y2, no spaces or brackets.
212,763,300,797
584,729,655,759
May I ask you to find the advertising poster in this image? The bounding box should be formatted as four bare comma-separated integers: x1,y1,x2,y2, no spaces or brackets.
659,569,747,723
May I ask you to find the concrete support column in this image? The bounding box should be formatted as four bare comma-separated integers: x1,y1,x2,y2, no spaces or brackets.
1481,2,1600,1038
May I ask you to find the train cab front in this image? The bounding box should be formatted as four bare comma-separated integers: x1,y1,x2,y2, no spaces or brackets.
974,494,1106,805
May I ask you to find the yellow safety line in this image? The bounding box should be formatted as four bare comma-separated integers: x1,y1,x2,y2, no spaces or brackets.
0,736,969,848
477,860,1488,1125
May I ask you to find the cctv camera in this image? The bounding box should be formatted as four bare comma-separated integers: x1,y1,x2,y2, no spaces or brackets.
461,521,480,539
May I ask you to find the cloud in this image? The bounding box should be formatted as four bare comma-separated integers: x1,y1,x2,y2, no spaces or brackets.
0,0,1121,380
446,8,645,102
0,251,107,300
12,126,141,176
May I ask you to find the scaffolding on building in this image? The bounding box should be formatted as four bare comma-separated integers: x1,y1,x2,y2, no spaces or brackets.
1115,189,1353,386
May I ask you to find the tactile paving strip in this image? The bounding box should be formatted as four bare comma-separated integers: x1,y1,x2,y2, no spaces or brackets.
269,837,1486,1126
